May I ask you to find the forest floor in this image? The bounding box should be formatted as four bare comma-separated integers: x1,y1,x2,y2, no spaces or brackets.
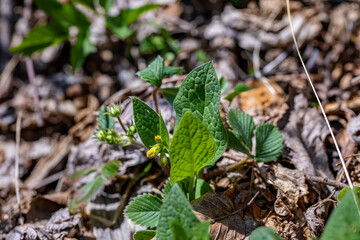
1,0,360,239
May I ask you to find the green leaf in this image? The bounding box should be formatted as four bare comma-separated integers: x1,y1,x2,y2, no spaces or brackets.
161,87,179,106
338,186,360,201
97,106,115,131
70,175,104,212
157,183,200,240
34,0,89,29
70,27,96,71
106,4,160,39
219,77,228,95
71,0,95,10
137,56,164,87
195,178,213,199
227,130,251,156
173,62,227,167
164,66,183,76
250,227,283,240
170,112,216,184
101,160,119,178
134,230,156,240
99,0,114,13
125,194,163,228
320,190,360,240
190,221,211,240
196,50,208,63
255,124,283,162
227,109,255,152
131,98,169,149
69,168,97,181
162,180,172,200
9,23,68,55
224,83,252,102
171,221,190,240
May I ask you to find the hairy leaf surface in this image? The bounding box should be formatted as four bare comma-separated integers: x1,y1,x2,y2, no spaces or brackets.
255,124,283,162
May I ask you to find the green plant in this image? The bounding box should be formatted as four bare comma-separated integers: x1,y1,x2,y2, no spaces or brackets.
70,60,287,238
9,0,161,71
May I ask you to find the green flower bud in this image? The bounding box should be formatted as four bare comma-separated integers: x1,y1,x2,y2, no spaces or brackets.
94,129,106,141
147,144,161,159
159,151,167,167
104,129,122,144
106,102,122,117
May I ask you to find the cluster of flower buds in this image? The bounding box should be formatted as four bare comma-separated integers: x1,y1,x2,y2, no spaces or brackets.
106,102,122,118
94,129,122,144
146,135,168,166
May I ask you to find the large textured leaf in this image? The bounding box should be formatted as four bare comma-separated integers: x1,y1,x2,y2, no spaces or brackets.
227,109,255,152
170,112,216,184
249,227,283,240
70,28,96,71
9,24,68,55
132,98,169,149
34,0,89,29
134,230,156,240
255,124,283,162
173,62,227,167
320,190,360,240
157,183,200,240
97,106,115,131
137,56,164,87
125,194,163,228
70,175,104,212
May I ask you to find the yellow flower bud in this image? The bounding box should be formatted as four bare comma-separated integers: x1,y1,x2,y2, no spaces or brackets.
147,144,161,159
155,135,162,143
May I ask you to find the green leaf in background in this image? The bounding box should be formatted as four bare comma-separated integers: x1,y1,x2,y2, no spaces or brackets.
69,168,97,181
249,227,283,240
320,190,360,240
134,230,156,240
254,123,283,162
131,98,169,149
173,62,227,167
227,109,255,152
125,194,163,228
338,186,360,201
162,180,172,200
70,175,104,212
196,50,208,63
101,160,120,178
157,183,200,240
70,28,96,71
164,66,183,76
99,0,114,13
190,221,211,240
34,0,89,29
9,23,68,55
106,3,160,39
161,87,179,106
170,112,216,184
195,178,213,199
97,106,115,131
71,0,95,10
227,130,251,156
137,56,164,87
219,76,229,95
224,83,252,102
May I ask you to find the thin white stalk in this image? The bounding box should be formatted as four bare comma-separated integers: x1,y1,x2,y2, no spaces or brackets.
15,111,24,225
286,0,360,216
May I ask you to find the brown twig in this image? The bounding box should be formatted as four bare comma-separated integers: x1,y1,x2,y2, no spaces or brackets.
305,174,347,189
153,87,160,113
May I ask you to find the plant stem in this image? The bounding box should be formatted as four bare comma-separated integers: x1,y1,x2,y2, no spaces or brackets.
116,116,127,133
153,87,160,113
188,174,195,201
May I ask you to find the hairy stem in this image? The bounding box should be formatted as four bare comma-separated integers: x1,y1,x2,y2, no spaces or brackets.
116,116,127,133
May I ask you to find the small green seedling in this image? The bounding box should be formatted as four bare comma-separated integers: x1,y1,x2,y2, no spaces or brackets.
224,83,252,102
227,108,283,162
